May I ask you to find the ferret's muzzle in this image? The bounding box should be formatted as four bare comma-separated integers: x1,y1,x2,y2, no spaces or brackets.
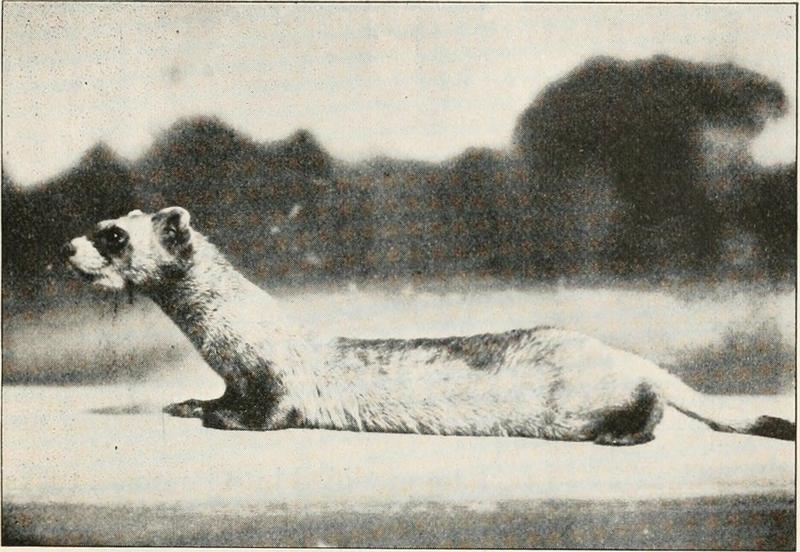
62,237,106,283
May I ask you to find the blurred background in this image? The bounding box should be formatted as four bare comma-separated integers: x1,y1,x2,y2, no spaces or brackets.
2,3,796,394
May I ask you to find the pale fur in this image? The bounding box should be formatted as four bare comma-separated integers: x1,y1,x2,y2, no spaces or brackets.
66,208,795,444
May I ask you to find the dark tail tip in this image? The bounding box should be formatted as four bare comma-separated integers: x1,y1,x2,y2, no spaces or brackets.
749,416,796,441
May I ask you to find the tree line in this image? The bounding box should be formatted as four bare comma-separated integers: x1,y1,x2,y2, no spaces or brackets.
3,55,795,303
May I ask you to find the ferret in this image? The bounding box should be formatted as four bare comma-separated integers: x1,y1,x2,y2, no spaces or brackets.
63,206,795,444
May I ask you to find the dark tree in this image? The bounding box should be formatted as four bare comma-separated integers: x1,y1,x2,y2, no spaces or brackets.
314,176,375,280
739,164,797,279
435,148,507,275
513,55,787,277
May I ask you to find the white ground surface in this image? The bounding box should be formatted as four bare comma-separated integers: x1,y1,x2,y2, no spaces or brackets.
3,364,794,512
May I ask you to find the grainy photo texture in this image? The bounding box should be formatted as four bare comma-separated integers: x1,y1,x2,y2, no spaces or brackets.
1,2,796,548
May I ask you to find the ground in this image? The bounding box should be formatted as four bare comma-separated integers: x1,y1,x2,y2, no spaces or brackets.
1,284,796,547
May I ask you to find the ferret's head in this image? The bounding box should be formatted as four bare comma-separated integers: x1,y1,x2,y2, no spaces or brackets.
63,206,194,291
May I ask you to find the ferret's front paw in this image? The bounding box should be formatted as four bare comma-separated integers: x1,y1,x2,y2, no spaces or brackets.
163,399,205,418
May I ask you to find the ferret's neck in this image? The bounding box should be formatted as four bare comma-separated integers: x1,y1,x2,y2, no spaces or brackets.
146,234,283,346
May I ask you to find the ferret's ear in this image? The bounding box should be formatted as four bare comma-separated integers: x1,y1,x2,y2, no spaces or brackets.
153,206,192,250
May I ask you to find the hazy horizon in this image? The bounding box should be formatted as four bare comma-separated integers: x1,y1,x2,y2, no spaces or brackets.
3,3,796,187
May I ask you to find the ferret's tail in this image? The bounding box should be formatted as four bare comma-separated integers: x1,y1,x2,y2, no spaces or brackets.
652,370,795,441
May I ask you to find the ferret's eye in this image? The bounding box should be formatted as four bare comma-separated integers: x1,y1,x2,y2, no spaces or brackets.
101,227,129,254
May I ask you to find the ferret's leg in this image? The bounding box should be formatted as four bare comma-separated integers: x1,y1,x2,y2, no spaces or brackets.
199,371,283,430
163,395,257,430
163,391,266,430
164,365,283,430
587,383,664,446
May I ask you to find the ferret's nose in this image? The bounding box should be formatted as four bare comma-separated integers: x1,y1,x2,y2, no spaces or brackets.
60,242,77,260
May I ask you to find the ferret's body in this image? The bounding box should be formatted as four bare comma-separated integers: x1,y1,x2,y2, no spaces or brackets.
65,207,795,444
321,329,660,440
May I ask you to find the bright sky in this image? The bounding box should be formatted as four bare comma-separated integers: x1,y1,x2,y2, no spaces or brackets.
3,3,796,186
